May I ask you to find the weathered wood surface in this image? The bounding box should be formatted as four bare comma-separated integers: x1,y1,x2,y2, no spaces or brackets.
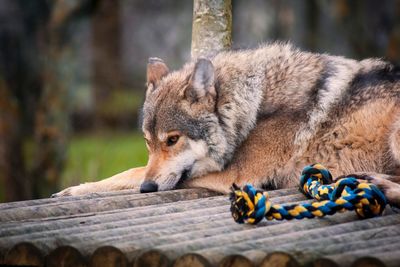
0,188,399,267
0,188,220,222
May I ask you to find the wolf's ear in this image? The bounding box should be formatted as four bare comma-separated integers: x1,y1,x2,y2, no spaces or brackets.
147,57,169,90
186,58,216,102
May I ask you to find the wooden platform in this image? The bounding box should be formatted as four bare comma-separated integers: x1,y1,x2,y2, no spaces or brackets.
0,188,399,267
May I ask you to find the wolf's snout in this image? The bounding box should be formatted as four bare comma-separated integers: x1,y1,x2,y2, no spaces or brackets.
140,181,158,193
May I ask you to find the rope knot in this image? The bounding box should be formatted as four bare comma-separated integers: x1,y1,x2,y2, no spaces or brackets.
332,178,387,218
230,183,270,224
299,163,333,200
230,164,388,224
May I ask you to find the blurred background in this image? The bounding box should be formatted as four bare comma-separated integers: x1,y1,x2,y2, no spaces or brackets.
0,0,400,202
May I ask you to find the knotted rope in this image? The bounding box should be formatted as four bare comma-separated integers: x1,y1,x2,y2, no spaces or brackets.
230,163,387,224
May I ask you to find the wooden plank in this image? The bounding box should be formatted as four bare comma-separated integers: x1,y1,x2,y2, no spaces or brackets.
0,189,139,210
0,196,229,237
172,253,211,267
0,189,221,222
218,255,254,267
310,258,339,267
157,214,400,260
0,194,307,255
77,211,352,257
132,250,169,267
45,246,87,267
232,250,266,266
0,188,300,223
258,252,300,267
3,242,44,267
0,187,398,265
0,192,304,239
89,246,129,267
351,257,386,267
230,234,400,265
115,212,353,249
0,188,298,211
276,235,400,262
327,249,400,267
198,226,400,265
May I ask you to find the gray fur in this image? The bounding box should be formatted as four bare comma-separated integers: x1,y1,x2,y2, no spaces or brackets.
142,42,400,190
54,42,400,203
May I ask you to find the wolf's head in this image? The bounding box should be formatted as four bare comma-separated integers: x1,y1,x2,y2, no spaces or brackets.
140,57,227,192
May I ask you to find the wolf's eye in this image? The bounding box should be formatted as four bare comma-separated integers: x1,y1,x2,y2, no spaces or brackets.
167,135,179,146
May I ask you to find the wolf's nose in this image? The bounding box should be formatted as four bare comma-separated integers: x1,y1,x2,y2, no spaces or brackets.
140,181,158,193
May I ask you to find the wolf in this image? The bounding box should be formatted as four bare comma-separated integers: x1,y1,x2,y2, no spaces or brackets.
54,43,400,207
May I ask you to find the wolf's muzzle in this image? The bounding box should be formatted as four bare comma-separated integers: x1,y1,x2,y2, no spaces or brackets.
140,181,158,193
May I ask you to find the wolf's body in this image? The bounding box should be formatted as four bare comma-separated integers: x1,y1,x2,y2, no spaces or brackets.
54,43,400,206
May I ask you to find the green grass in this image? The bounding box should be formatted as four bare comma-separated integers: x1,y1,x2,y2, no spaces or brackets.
0,131,147,202
61,131,148,188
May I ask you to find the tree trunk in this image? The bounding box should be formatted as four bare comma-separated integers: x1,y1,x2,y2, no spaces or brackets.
92,0,123,128
191,0,232,59
0,78,30,201
31,0,99,198
0,0,49,201
30,0,85,198
31,30,69,198
0,0,97,201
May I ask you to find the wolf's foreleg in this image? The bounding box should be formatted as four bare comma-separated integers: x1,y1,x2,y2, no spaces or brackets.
52,166,146,197
182,167,244,194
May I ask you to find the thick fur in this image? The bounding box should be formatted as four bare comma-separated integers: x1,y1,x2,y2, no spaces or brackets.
54,43,400,207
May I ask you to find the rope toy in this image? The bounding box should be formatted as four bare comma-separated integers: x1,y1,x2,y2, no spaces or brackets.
230,163,387,224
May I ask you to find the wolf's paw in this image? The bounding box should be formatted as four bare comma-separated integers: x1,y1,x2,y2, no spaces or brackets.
368,177,400,209
51,188,72,198
51,184,93,198
332,173,393,187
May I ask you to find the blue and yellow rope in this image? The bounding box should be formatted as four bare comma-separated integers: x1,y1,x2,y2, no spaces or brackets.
230,163,387,224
